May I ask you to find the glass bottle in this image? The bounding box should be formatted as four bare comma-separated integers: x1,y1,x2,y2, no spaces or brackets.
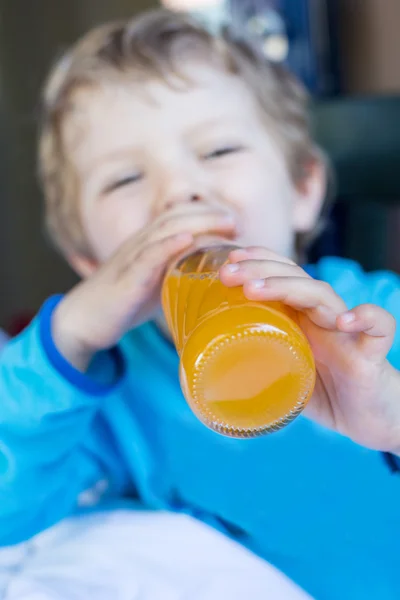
162,242,315,438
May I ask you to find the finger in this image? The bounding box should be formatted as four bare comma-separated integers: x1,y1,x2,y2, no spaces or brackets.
110,232,196,330
118,232,194,285
220,259,307,287
160,202,236,219
228,246,297,266
147,210,237,244
337,304,396,360
153,203,237,229
242,276,347,327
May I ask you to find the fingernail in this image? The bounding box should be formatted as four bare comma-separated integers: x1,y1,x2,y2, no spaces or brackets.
341,311,355,324
251,279,265,289
225,263,240,273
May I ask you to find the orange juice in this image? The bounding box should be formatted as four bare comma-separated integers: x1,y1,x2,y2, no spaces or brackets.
162,244,315,438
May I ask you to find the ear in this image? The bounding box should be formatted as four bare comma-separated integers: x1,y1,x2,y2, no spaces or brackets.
292,155,327,234
67,252,99,279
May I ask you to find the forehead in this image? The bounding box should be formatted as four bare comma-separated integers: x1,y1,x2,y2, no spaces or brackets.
62,63,263,164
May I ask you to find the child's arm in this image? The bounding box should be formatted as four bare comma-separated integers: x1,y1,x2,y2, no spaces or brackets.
0,301,127,546
0,206,236,546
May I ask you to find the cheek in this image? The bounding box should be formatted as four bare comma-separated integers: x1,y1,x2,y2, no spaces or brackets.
222,165,294,250
82,196,150,262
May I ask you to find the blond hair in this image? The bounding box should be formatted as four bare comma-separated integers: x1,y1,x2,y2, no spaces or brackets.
39,8,326,257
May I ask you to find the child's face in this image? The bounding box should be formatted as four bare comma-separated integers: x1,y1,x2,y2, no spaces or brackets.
64,62,324,268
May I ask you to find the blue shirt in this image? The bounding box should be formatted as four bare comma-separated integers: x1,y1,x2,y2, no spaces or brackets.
1,257,400,599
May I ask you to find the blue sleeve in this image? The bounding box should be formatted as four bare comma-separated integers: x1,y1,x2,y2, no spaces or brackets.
312,257,400,370
0,297,128,546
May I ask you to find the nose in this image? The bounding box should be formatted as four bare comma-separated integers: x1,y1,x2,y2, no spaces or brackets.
165,192,201,209
158,165,207,212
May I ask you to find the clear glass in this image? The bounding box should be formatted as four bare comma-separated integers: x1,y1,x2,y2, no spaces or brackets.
162,243,316,438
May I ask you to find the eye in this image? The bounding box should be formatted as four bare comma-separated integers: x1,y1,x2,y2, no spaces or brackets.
105,173,143,194
203,146,243,160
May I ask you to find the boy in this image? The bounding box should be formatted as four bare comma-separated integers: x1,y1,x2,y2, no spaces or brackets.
1,8,400,599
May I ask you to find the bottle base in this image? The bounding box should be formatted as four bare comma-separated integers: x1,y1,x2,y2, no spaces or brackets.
180,314,315,438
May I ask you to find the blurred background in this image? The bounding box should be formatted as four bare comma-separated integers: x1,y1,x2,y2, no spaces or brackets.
0,0,399,331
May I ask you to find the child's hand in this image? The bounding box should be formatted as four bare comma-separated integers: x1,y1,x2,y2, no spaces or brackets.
53,205,236,372
220,247,400,455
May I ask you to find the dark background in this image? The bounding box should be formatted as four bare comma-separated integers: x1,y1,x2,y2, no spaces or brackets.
0,0,399,329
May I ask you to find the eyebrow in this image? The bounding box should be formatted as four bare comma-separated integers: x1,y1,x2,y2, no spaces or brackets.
186,117,248,137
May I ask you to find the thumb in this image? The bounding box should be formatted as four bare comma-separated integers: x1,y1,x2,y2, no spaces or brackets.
336,304,396,362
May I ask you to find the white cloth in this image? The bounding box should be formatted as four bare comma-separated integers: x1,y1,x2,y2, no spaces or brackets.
0,510,313,600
